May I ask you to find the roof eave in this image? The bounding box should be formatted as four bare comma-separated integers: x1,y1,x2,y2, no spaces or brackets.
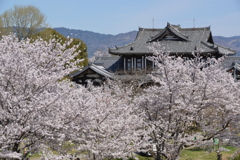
109,51,153,55
69,64,114,79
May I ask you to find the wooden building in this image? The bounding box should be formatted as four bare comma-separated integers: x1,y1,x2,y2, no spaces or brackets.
109,22,235,71
70,23,236,85
70,63,114,86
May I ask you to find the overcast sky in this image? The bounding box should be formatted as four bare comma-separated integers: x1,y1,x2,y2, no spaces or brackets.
0,0,240,37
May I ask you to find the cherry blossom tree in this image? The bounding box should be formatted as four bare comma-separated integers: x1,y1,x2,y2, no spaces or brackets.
0,34,80,159
0,34,145,160
51,81,147,160
134,43,240,160
1,34,238,160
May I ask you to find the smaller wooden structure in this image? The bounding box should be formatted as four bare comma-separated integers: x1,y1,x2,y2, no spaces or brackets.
69,63,114,86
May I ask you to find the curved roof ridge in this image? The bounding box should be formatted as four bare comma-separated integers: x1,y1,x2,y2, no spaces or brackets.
148,22,190,42
168,22,180,32
214,43,236,52
201,41,216,48
69,63,114,79
138,26,210,31
109,28,146,53
181,26,211,31
214,43,236,51
109,40,137,52
168,23,189,40
147,28,166,42
139,28,162,31
90,63,114,78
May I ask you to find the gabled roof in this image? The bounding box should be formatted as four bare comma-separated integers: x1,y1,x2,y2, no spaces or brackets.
69,63,114,79
148,22,190,42
109,22,235,56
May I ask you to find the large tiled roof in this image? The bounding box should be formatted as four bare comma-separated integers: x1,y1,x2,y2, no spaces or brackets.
109,23,235,56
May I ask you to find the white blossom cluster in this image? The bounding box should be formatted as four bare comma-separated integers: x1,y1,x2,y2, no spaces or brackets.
0,36,239,160
133,43,240,160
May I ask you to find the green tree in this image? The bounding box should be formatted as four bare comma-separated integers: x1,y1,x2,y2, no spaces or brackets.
0,5,47,39
31,28,88,67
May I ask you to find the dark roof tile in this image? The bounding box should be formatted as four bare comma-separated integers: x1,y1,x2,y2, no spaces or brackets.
109,23,235,56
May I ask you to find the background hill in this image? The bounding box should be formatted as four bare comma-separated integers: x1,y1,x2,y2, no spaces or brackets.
213,36,240,55
54,27,240,58
54,27,137,58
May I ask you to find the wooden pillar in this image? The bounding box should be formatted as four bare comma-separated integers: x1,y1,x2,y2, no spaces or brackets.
124,57,126,71
134,57,136,70
145,56,147,70
131,57,133,70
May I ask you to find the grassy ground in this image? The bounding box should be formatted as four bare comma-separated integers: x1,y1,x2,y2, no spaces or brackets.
29,146,239,160
134,146,239,160
135,154,154,160
179,146,238,160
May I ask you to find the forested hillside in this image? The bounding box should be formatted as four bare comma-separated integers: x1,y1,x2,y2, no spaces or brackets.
54,27,137,57
55,27,240,57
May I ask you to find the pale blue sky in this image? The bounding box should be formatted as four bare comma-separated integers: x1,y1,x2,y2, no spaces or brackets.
0,0,240,37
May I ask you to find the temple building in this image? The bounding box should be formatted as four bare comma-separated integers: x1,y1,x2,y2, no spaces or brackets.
69,23,236,85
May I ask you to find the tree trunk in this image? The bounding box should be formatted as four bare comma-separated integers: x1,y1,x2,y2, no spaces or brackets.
154,151,164,160
154,154,161,160
154,145,162,160
217,152,222,160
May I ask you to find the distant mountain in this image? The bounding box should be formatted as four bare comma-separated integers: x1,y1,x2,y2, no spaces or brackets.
54,27,137,57
54,27,240,57
213,36,240,56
